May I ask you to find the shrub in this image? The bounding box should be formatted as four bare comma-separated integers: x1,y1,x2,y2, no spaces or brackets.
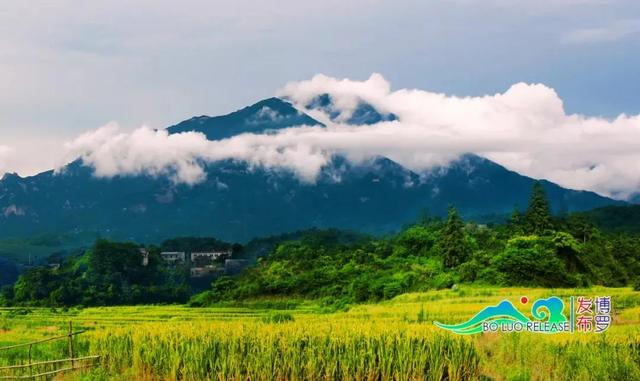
492,236,576,287
430,273,455,290
262,312,294,323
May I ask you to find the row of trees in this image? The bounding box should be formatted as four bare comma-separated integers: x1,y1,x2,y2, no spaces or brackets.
1,240,190,306
192,183,640,306
440,182,554,269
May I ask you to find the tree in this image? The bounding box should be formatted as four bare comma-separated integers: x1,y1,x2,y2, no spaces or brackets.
440,206,469,268
552,231,583,273
492,236,575,287
508,207,524,235
396,225,437,256
524,182,554,234
566,214,596,243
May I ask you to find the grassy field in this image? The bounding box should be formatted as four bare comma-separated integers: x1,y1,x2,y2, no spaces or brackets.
0,286,639,380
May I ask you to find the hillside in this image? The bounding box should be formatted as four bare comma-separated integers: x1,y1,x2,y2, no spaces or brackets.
580,204,640,233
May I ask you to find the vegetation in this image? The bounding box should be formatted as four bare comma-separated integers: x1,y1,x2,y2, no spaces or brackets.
1,240,190,306
0,287,638,380
194,183,640,306
579,204,640,233
161,236,241,256
3,182,640,310
0,232,95,264
441,206,470,268
523,181,554,234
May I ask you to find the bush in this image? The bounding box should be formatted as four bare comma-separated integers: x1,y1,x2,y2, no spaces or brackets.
319,296,350,312
458,260,480,282
382,282,403,299
430,273,455,290
6,307,32,318
187,291,211,307
492,236,577,287
350,277,372,302
262,312,294,323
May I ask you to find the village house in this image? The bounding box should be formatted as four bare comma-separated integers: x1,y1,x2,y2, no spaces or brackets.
190,251,231,263
157,249,234,278
140,248,149,266
160,251,186,265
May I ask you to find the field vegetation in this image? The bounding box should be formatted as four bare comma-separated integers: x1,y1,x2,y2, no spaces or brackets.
0,287,638,380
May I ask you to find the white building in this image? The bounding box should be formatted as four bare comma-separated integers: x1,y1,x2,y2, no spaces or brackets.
161,251,186,264
190,251,230,262
140,248,149,266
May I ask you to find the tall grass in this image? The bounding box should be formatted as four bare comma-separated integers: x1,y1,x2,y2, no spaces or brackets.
1,286,639,380
89,321,480,381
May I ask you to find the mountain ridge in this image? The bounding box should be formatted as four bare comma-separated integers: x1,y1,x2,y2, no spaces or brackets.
0,97,625,262
167,97,322,140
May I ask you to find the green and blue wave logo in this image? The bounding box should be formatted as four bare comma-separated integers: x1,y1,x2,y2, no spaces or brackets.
435,296,579,334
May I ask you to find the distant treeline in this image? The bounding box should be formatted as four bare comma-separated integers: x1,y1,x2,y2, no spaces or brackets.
3,182,640,307
0,240,190,306
0,235,258,307
191,182,640,307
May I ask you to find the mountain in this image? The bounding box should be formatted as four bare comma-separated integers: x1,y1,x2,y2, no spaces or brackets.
302,93,397,125
417,154,622,217
0,153,618,246
167,97,322,140
0,98,623,263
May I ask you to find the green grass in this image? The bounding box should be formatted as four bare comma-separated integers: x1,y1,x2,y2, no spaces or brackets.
0,287,638,380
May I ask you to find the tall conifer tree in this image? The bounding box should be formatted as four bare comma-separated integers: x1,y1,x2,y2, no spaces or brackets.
440,206,469,268
524,182,553,234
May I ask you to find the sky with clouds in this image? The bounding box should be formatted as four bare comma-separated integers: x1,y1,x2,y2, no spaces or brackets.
66,74,640,200
1,0,639,194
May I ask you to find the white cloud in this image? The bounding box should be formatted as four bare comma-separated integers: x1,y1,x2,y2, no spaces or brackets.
280,74,640,199
64,123,331,184
1,0,639,157
63,73,640,200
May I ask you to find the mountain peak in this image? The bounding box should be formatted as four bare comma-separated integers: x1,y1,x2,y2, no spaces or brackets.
167,97,322,141
304,93,397,125
0,172,21,181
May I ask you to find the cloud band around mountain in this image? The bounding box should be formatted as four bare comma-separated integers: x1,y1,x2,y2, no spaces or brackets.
63,73,640,200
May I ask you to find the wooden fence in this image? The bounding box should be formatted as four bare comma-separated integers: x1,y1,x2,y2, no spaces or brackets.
0,322,99,379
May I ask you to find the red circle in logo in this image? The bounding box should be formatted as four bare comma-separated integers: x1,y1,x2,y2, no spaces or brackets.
520,296,528,304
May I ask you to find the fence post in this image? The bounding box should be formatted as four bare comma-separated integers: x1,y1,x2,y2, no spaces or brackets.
68,321,75,368
0,324,99,378
28,343,32,378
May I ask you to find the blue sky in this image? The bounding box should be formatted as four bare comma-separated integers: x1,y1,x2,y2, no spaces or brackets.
0,0,639,175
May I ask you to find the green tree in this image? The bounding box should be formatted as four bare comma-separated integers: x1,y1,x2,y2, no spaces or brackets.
524,182,554,234
552,231,583,273
566,214,596,243
440,206,469,268
492,236,575,287
508,207,524,235
396,225,437,256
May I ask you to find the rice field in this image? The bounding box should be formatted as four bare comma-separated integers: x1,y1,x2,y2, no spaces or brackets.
0,286,639,380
